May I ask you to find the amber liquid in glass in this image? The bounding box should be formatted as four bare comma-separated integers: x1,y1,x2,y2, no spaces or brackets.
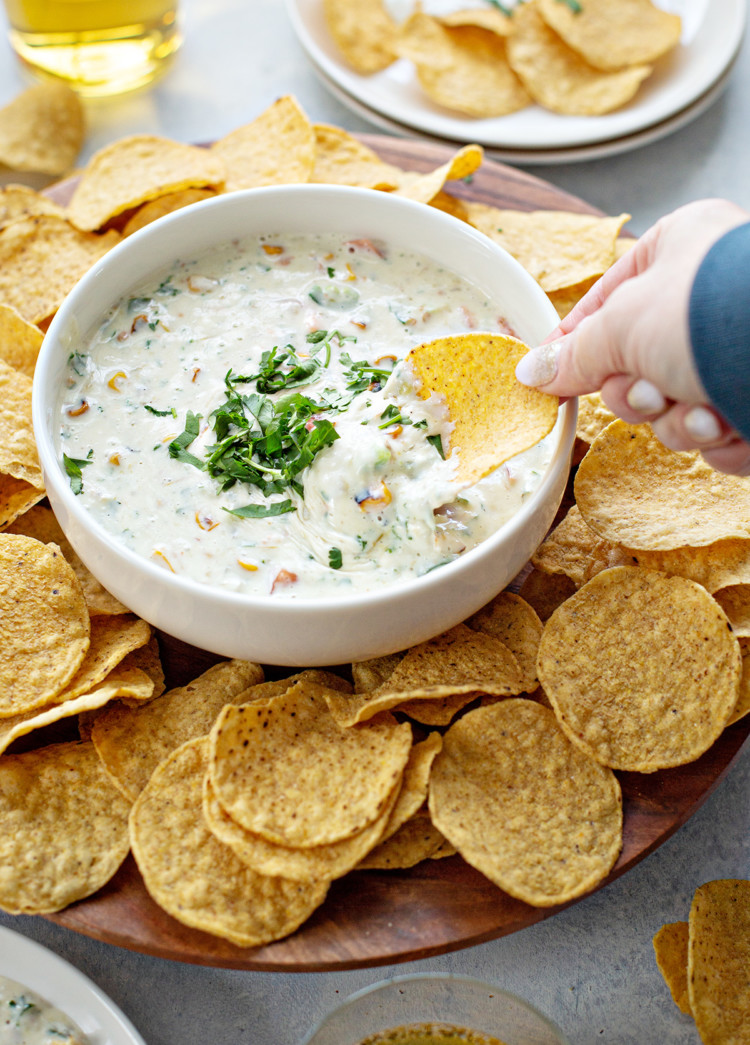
4,0,181,95
356,1024,508,1045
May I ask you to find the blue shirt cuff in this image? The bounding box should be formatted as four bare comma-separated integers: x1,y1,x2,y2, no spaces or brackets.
689,221,750,441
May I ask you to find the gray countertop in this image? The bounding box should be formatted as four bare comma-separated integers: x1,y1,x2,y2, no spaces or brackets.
0,2,749,1042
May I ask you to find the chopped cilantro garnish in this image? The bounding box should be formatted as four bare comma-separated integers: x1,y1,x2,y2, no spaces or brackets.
224,500,295,519
67,351,88,377
170,373,339,511
168,410,205,469
328,547,343,569
156,274,180,296
62,450,93,495
484,0,513,13
427,434,446,459
144,404,177,417
252,345,321,393
378,403,413,429
557,0,582,10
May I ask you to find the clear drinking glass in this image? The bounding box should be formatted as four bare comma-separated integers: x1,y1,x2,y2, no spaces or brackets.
2,0,181,96
301,974,571,1045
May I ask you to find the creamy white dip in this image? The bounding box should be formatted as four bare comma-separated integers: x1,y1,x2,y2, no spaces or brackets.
58,232,554,598
0,977,88,1045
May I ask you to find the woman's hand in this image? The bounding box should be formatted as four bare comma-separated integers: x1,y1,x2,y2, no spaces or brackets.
515,199,750,474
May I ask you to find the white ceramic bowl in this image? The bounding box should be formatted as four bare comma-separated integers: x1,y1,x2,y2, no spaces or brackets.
34,185,576,666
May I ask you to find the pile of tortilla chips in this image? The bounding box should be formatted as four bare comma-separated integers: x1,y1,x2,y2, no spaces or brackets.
653,879,750,1042
323,0,682,117
0,93,747,953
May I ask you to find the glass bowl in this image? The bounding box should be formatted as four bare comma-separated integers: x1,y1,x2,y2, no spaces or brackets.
301,973,571,1045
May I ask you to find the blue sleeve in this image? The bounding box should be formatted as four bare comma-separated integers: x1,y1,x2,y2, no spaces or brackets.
688,221,750,441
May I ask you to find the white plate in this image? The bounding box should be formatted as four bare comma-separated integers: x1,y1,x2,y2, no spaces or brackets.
305,42,739,164
0,925,147,1045
286,0,745,151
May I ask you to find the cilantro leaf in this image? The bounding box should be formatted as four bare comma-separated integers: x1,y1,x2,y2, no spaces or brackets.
62,450,93,495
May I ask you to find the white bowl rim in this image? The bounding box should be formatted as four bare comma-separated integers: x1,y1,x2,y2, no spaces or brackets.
34,183,576,616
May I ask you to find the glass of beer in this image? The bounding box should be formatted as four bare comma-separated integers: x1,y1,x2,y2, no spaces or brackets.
2,0,181,96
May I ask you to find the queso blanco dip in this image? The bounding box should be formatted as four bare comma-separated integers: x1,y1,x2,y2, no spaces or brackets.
0,976,88,1045
58,232,554,598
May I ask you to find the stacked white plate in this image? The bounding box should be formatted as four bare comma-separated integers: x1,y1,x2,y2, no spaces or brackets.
285,0,745,164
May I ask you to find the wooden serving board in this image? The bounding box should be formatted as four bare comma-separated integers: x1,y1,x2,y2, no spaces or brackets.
43,135,750,971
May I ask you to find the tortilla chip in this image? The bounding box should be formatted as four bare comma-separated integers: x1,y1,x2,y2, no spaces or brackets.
130,738,329,946
0,303,43,378
729,638,750,725
394,144,484,205
51,614,151,705
531,504,635,587
395,692,480,727
429,191,471,223
0,185,67,233
0,741,131,914
575,421,750,549
517,567,577,621
428,700,622,906
688,880,750,1044
208,679,412,847
121,188,216,237
548,275,599,320
576,392,617,444
90,658,265,800
439,9,513,34
0,534,90,718
6,504,128,615
0,476,46,531
211,95,315,192
323,0,399,73
376,731,443,842
0,215,119,325
538,0,681,72
0,81,84,175
506,1,652,115
466,590,543,692
117,635,165,705
714,585,750,638
394,12,530,118
464,204,630,294
653,921,692,1016
203,771,400,883
0,359,43,488
0,660,155,757
407,332,558,484
359,811,447,870
311,124,403,189
326,624,525,727
67,135,226,232
537,566,742,771
536,505,750,596
352,653,404,694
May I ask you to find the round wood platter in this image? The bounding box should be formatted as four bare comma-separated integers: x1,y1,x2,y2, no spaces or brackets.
42,134,750,971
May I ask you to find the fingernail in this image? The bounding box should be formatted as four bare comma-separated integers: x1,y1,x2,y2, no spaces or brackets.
626,379,666,415
684,405,723,443
515,340,564,387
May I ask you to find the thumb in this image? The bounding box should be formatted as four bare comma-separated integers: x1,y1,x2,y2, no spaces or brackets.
515,309,625,397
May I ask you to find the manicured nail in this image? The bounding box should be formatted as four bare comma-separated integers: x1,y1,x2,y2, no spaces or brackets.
515,340,564,387
626,379,666,415
684,405,723,443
